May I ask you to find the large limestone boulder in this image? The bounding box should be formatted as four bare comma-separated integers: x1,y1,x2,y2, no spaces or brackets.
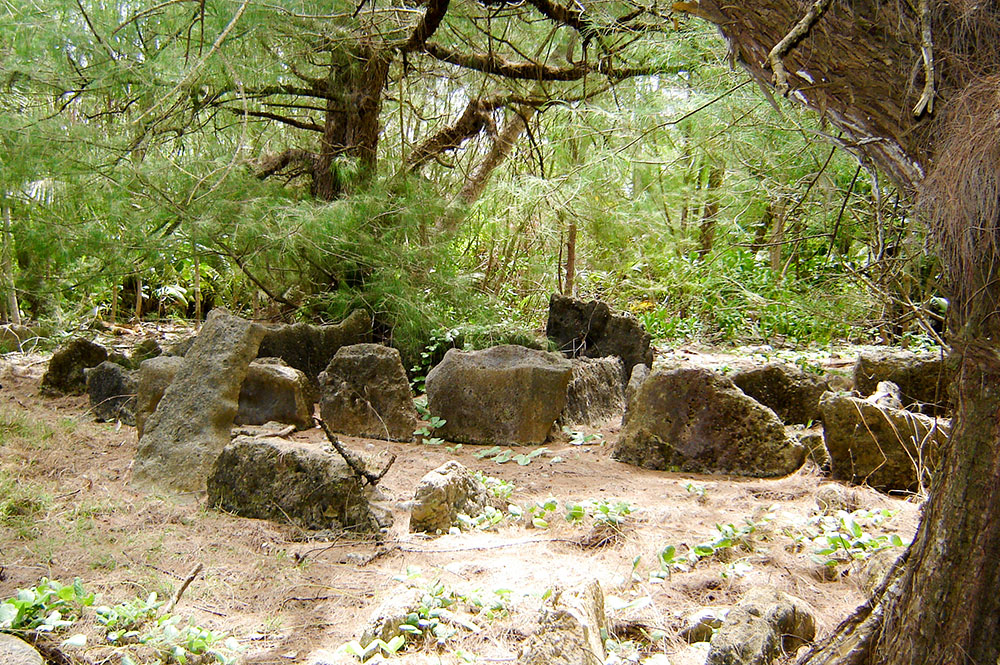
409,461,505,534
561,357,625,427
207,435,384,532
612,367,805,477
854,349,951,415
137,356,315,436
0,634,43,665
40,338,108,395
819,390,948,492
519,580,608,665
132,309,266,495
318,344,417,442
236,358,313,431
85,361,138,425
257,309,372,383
546,294,653,379
425,345,573,445
706,587,816,665
731,363,830,425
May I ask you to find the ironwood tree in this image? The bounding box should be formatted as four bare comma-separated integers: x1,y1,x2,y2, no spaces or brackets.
49,0,681,202
674,1,1000,663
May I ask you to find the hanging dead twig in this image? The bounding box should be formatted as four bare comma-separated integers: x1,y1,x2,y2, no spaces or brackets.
767,0,835,96
913,0,935,117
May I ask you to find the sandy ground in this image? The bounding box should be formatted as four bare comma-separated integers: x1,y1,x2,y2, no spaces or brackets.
0,335,920,665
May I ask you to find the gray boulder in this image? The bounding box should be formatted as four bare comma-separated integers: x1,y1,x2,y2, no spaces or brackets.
409,461,505,534
85,361,138,425
519,580,607,665
135,356,184,437
132,309,266,495
207,435,385,532
561,357,625,427
318,344,416,442
706,587,816,665
546,294,653,379
257,309,372,383
0,634,43,665
40,338,108,395
731,363,829,425
612,367,805,477
854,349,951,415
819,390,948,492
426,345,573,445
137,356,314,436
236,358,314,431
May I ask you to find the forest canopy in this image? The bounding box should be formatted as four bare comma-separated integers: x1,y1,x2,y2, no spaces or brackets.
1,0,941,360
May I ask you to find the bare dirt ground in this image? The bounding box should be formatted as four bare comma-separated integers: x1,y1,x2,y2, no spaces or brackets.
0,334,920,665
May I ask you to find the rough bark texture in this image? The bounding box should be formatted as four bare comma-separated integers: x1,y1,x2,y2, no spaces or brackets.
688,2,1000,665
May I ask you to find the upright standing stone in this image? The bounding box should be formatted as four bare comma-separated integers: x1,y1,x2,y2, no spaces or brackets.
135,356,185,438
426,345,573,445
318,344,417,441
131,310,265,495
546,294,653,379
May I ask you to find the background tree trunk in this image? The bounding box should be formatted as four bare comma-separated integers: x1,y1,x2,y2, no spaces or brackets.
2,204,20,325
697,162,724,257
313,51,392,201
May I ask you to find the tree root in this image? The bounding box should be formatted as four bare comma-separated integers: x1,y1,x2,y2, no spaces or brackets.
796,548,908,664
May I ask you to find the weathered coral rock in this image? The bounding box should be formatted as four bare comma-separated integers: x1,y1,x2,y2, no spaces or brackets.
207,435,383,532
318,344,416,441
86,361,138,425
731,362,830,425
819,389,948,492
561,356,625,427
40,338,108,395
426,345,572,445
613,366,805,477
546,293,653,378
132,309,265,495
409,461,504,534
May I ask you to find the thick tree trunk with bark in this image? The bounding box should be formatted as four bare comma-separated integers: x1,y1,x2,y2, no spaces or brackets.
312,49,392,201
679,2,1000,664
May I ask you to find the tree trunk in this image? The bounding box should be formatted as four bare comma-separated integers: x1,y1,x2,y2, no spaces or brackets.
683,2,1000,664
697,162,724,257
193,249,202,325
312,49,392,201
1,204,20,325
459,108,530,205
134,273,143,322
564,214,576,296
